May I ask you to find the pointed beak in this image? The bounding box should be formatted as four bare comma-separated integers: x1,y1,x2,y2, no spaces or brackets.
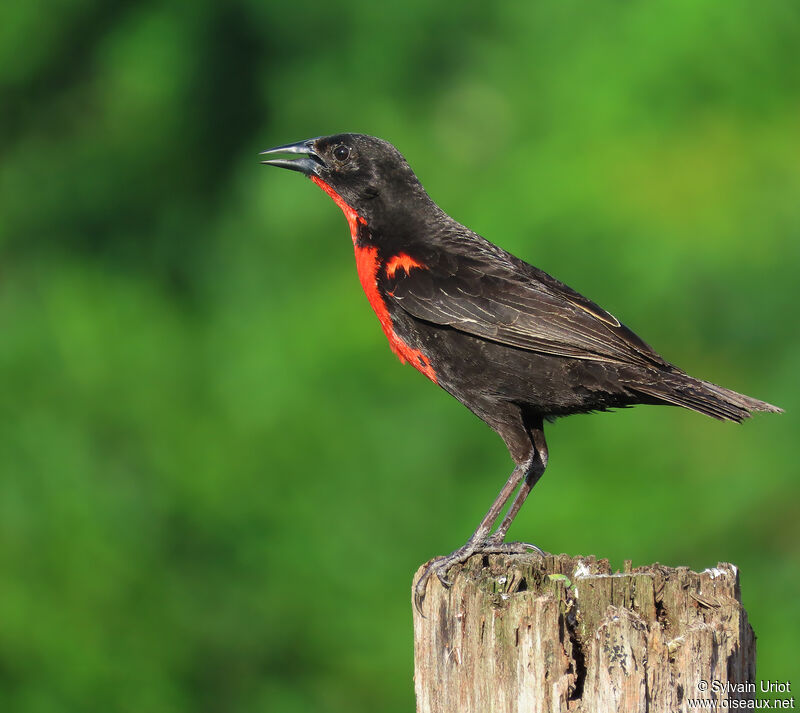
260,137,326,176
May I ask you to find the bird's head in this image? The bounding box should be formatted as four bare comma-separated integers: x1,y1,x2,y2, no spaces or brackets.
260,134,436,231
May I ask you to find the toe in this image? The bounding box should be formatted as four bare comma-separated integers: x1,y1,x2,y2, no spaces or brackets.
435,568,452,588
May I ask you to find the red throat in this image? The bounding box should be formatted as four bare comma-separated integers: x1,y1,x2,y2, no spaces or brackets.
310,175,437,383
311,175,366,242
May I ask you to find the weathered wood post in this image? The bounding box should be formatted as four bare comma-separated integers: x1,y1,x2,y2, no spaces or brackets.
413,553,755,713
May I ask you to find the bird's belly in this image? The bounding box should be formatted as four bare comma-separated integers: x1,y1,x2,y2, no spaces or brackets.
394,314,643,418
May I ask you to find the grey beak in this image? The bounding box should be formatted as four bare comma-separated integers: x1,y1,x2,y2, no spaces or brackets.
260,137,325,176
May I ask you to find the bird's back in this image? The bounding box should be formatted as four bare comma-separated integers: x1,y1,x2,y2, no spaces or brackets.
382,220,780,424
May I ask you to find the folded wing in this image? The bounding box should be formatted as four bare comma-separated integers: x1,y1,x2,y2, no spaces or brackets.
387,250,669,368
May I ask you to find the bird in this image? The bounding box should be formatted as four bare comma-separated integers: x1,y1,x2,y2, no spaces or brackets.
260,133,781,611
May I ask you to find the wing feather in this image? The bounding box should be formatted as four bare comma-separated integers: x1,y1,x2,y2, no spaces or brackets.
387,251,666,367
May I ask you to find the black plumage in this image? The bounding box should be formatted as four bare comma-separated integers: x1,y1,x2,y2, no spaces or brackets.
261,133,781,610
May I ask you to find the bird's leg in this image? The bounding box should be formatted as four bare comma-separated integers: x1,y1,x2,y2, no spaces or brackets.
414,424,550,613
455,465,524,551
487,425,548,546
413,463,524,612
485,461,544,545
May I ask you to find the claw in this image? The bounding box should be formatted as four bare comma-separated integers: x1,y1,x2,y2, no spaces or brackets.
436,569,453,588
413,545,474,615
414,584,427,615
520,542,545,556
414,560,440,615
488,541,545,556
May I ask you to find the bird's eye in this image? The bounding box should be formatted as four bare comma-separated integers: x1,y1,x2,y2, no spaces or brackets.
333,145,350,162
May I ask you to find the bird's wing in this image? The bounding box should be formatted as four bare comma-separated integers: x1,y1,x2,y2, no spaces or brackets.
387,249,667,367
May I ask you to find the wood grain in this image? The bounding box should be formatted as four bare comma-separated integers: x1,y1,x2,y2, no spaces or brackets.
413,554,754,712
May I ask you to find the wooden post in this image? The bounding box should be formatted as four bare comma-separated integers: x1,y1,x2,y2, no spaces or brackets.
413,553,755,713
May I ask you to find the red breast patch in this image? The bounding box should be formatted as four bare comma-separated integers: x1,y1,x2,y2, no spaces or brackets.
309,175,437,383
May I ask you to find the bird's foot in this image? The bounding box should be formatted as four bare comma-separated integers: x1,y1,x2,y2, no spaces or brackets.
483,533,545,555
413,538,545,614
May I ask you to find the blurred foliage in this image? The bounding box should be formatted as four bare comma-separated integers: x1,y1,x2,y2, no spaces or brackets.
0,1,798,711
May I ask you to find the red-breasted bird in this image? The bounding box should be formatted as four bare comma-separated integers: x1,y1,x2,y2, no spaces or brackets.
260,134,781,610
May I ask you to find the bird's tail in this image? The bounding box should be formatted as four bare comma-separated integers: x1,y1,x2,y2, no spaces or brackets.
633,374,782,423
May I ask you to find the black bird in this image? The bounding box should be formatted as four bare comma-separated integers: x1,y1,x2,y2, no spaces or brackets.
260,134,781,610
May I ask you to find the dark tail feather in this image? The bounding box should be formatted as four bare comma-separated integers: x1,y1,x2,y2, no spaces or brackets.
633,376,783,424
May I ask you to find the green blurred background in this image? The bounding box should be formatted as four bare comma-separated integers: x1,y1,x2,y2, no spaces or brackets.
1,1,798,711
